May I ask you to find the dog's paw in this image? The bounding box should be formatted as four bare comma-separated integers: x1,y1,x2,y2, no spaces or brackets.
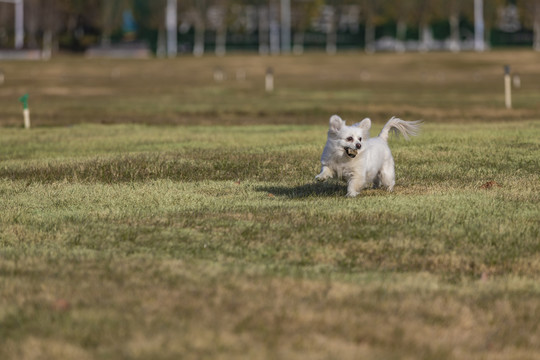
316,167,333,182
346,191,359,198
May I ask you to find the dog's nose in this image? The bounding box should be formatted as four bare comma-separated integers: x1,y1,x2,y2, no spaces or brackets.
356,143,362,149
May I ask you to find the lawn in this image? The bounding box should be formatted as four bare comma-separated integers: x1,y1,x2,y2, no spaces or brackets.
1,51,540,359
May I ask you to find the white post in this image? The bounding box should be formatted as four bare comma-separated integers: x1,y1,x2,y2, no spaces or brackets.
280,0,291,54
504,65,512,110
213,67,224,82
23,109,31,129
474,0,485,52
166,0,177,58
265,67,274,92
19,94,30,128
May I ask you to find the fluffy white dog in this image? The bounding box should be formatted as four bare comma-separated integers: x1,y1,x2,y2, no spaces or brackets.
315,115,422,197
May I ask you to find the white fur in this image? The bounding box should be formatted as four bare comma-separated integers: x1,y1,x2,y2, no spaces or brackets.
315,115,422,197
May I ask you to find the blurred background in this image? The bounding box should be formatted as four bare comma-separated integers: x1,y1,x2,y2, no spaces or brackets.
0,0,539,58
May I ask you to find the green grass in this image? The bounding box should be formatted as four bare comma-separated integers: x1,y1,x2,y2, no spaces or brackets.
1,52,540,359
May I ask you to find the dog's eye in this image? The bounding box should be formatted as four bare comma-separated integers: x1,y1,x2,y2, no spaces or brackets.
358,137,362,141
346,137,353,142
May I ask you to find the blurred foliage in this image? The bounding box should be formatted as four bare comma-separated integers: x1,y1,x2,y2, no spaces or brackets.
0,0,537,52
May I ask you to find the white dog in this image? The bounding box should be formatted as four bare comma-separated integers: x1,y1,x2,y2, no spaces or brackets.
315,115,422,197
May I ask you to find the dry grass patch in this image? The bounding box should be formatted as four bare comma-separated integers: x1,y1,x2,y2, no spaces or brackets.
1,51,540,127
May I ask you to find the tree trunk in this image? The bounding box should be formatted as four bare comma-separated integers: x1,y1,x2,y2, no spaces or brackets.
534,3,540,51
395,19,406,52
0,4,8,47
156,27,166,58
215,25,227,56
193,18,205,57
326,30,337,54
280,0,291,53
258,6,269,54
293,31,304,54
213,5,227,56
165,0,177,57
474,0,485,51
326,18,337,54
26,0,39,49
269,2,280,54
449,13,460,52
419,23,432,52
14,0,24,49
365,17,375,53
42,29,52,60
101,1,115,46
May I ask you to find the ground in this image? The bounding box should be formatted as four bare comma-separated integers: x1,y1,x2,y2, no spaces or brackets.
0,51,540,359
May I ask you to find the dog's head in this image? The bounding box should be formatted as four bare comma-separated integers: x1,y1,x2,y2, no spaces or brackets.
328,115,371,159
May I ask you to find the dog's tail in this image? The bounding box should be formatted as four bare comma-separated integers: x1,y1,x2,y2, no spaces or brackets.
378,117,422,142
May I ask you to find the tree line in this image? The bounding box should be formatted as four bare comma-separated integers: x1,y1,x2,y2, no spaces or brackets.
0,0,539,54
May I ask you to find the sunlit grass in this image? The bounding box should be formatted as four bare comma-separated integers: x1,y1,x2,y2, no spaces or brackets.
1,121,539,359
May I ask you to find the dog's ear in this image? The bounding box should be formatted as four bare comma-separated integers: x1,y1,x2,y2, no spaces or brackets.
352,118,371,130
329,115,345,133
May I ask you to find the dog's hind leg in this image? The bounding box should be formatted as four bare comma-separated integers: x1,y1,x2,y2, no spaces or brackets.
379,160,395,192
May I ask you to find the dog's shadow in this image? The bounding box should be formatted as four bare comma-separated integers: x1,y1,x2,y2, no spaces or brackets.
257,182,346,199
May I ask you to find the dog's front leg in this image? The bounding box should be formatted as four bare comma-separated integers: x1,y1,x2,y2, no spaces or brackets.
346,175,366,198
315,166,334,182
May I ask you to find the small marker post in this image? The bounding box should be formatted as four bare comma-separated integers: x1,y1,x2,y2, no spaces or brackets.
19,94,31,129
213,66,224,82
504,65,512,110
265,67,274,92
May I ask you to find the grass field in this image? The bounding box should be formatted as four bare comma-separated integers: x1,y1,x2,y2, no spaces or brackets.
1,51,540,359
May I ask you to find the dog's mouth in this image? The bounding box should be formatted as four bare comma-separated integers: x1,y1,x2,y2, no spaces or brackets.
345,147,358,158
